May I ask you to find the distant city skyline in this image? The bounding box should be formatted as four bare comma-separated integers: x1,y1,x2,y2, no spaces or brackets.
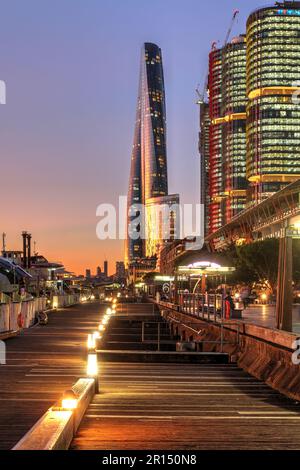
0,0,263,274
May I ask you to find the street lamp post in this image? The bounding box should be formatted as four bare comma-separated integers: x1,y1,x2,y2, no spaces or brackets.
276,222,293,331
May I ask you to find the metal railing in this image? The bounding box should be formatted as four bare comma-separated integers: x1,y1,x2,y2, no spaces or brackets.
178,293,224,322
141,321,171,351
167,316,241,352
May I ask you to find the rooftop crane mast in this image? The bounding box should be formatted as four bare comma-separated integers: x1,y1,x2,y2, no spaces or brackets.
224,9,239,46
196,10,239,104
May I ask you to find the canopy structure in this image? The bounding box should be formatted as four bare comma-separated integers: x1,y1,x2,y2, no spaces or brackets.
177,261,235,277
174,260,236,297
176,261,235,278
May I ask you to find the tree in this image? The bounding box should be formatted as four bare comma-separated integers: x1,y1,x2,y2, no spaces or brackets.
230,238,300,292
226,245,258,285
235,239,279,293
142,272,157,284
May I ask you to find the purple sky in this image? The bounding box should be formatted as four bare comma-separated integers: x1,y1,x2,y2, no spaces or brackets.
0,0,260,274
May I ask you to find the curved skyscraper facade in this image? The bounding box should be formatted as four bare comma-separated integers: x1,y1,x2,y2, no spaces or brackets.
246,2,300,202
126,43,168,266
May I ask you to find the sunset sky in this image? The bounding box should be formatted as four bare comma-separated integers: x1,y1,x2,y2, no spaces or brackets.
1,0,258,275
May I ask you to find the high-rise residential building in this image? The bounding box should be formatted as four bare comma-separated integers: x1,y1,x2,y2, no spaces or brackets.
199,101,210,236
96,266,101,277
85,269,91,279
115,261,126,282
208,47,224,234
246,1,300,202
126,42,169,266
206,36,247,234
222,36,247,222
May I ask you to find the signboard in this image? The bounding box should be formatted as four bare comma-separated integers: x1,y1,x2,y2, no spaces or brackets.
162,283,170,294
278,9,300,16
286,226,300,239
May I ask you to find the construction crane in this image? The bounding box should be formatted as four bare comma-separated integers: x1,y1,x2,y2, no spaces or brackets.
196,83,205,104
224,9,239,46
196,10,239,104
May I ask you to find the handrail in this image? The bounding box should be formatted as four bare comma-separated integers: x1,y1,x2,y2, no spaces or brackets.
165,314,241,352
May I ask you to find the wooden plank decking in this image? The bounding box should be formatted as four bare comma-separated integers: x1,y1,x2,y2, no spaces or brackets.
71,361,300,450
71,302,300,450
0,301,102,450
2,300,300,451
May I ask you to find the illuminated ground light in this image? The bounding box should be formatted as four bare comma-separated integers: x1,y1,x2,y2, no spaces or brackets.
87,333,96,350
61,389,78,411
87,353,98,377
261,293,268,302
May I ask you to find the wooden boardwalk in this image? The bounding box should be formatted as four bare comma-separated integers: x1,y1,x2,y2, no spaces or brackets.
71,361,300,450
71,302,300,450
0,301,102,450
2,300,300,450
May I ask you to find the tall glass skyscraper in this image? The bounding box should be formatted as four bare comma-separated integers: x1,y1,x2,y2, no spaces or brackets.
202,1,300,236
246,1,300,202
206,36,247,234
126,43,168,266
199,101,210,236
222,36,247,222
208,47,224,234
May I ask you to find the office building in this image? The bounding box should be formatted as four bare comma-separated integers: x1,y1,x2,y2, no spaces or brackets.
145,193,180,258
203,2,300,234
126,42,170,266
246,2,300,202
199,101,210,236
